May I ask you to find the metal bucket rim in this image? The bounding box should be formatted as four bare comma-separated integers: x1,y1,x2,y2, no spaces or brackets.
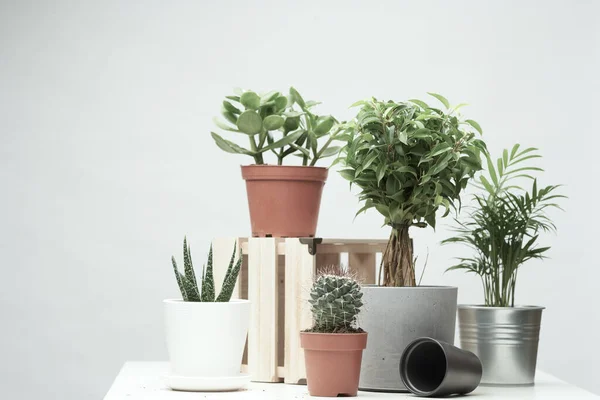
458,304,544,311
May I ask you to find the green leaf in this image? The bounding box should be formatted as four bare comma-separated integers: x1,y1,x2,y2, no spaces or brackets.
213,117,239,132
289,87,305,108
319,146,342,158
350,99,367,108
354,201,374,218
171,257,188,301
222,111,237,125
394,166,418,178
427,92,450,109
412,128,431,138
261,130,304,152
425,212,436,229
260,91,279,105
486,155,499,186
223,101,241,114
510,143,521,159
465,119,482,135
236,110,262,135
376,162,386,184
240,91,260,110
339,169,355,181
428,143,452,158
263,115,285,130
290,143,310,157
314,116,335,135
274,96,288,110
480,175,495,195
211,132,255,155
409,99,429,109
200,245,215,302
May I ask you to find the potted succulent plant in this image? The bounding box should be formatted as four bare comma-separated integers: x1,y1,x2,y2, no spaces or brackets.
211,87,341,238
337,93,486,391
443,145,564,385
301,269,367,397
164,238,249,392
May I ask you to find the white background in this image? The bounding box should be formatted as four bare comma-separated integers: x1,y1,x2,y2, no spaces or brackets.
1,1,599,399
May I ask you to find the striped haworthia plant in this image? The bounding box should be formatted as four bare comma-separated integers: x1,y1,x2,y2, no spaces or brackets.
171,238,241,302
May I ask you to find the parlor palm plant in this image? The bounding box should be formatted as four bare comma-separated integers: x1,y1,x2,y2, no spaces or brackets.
443,145,565,307
442,146,564,385
338,93,486,286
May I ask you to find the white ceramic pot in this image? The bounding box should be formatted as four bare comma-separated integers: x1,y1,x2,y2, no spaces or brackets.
163,299,250,379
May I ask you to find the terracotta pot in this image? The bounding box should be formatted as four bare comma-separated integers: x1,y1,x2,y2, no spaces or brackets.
301,332,368,397
241,165,327,237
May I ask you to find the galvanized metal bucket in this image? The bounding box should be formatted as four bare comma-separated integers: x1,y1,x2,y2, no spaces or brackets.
458,305,544,385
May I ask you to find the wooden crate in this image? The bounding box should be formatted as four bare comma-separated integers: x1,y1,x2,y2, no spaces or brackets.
211,237,388,384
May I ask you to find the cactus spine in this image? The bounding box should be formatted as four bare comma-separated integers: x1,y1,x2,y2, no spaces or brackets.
308,273,363,332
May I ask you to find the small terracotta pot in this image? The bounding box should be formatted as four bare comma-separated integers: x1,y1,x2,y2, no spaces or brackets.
241,165,328,237
301,332,368,397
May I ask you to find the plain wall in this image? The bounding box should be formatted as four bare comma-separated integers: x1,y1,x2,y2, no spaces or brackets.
1,1,599,398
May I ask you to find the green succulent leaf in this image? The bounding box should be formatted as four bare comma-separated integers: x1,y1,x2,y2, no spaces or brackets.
222,101,241,115
261,130,304,152
211,132,255,155
213,117,239,132
263,115,285,130
314,116,335,135
236,110,263,135
240,91,261,109
289,87,305,108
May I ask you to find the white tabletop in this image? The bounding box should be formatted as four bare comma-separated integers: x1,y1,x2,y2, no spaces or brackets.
104,362,598,399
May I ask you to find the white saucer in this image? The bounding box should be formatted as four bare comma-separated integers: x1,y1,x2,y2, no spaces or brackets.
164,373,251,392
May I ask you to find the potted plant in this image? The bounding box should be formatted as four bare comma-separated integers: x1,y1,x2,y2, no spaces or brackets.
337,94,486,391
211,87,341,238
164,238,249,392
443,145,564,385
301,269,367,397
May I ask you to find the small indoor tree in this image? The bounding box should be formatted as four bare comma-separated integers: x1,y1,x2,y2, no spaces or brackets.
338,93,485,286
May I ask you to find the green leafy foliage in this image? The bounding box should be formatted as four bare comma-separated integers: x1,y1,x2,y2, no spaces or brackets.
443,145,565,307
308,271,363,332
338,94,485,287
338,94,485,228
171,238,242,302
211,87,343,166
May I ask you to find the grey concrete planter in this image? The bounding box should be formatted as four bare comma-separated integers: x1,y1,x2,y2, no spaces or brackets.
358,286,458,392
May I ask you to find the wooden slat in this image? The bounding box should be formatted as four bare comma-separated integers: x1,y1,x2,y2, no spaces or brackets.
315,253,340,270
283,239,315,384
247,238,279,382
349,253,377,284
241,239,388,256
318,243,386,254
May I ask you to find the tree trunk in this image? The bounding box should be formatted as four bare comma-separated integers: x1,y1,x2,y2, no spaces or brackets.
381,226,416,287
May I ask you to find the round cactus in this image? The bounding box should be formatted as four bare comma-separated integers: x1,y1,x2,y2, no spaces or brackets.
308,273,363,332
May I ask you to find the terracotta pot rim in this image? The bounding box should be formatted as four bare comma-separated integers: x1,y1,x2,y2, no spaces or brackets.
241,164,328,182
241,164,328,170
301,331,368,351
300,332,368,336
